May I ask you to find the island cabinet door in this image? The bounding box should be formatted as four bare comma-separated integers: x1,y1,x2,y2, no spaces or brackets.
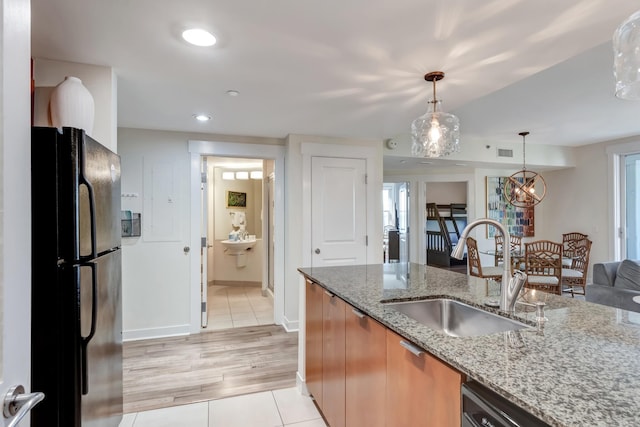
305,280,324,407
345,306,387,427
385,330,463,427
322,290,347,427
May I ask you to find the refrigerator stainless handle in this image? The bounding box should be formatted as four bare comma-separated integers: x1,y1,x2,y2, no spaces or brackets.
3,385,45,427
78,138,97,260
79,262,98,395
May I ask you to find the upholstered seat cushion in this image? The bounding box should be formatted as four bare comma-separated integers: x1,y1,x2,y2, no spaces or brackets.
527,275,559,285
614,260,640,290
477,266,503,276
562,269,582,278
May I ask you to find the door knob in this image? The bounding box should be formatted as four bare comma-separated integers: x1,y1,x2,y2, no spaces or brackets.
3,385,44,427
315,248,321,254
183,246,190,254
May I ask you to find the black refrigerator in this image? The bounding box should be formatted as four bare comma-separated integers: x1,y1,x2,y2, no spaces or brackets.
31,126,123,427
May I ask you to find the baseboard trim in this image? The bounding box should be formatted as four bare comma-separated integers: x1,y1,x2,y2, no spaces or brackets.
281,315,299,332
123,324,191,342
211,280,261,288
296,372,310,396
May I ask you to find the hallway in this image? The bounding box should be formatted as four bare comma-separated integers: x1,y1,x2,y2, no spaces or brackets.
204,284,274,330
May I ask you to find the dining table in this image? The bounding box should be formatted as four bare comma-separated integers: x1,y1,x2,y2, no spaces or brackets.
479,248,526,272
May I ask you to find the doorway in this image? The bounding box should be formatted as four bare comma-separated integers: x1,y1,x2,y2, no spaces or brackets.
202,156,274,330
188,140,286,333
383,182,410,263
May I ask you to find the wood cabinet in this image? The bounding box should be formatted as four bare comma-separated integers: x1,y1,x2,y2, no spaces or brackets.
305,279,462,427
322,290,346,427
345,306,387,427
386,329,462,427
305,279,324,407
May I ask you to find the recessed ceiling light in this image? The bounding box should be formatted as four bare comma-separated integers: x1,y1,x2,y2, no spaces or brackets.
182,28,217,47
226,90,240,97
193,114,211,122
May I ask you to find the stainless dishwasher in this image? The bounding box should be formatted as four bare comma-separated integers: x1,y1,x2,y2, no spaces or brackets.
462,381,551,427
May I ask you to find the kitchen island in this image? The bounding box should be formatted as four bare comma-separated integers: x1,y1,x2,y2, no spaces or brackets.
298,263,640,427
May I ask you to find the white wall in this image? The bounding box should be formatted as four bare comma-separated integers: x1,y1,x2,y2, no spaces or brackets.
119,127,283,339
118,128,191,339
213,167,262,240
32,58,117,151
211,167,263,282
540,137,640,268
426,181,467,204
386,137,640,279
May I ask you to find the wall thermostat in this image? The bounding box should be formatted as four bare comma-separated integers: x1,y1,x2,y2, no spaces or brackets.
386,139,398,149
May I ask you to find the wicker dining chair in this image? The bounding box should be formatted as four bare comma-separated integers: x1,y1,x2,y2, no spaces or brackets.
494,234,523,267
562,232,589,267
561,239,592,297
467,237,503,280
524,240,563,295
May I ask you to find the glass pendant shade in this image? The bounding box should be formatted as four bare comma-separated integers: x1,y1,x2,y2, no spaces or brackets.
411,71,460,158
411,101,460,157
613,10,640,100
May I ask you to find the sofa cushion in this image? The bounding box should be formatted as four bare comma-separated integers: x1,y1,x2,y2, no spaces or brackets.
614,260,640,290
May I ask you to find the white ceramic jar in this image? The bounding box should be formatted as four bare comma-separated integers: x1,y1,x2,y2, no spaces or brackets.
49,76,95,136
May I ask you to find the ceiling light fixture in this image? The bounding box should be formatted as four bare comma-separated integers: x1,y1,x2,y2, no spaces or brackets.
250,171,263,180
503,132,546,208
226,90,240,97
613,10,640,99
411,71,460,158
182,28,217,47
222,171,235,180
193,114,211,122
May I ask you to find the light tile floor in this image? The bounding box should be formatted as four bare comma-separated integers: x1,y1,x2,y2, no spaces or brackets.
204,284,274,330
119,387,326,427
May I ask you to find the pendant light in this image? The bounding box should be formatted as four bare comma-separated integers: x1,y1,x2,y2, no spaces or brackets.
613,10,640,100
503,132,546,208
411,71,460,158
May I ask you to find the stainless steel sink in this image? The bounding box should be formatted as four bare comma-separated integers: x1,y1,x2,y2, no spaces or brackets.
386,298,532,337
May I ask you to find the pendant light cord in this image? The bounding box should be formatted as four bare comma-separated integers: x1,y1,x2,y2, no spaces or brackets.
519,131,529,171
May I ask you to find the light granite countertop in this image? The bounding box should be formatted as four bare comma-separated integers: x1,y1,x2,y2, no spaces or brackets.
298,263,640,427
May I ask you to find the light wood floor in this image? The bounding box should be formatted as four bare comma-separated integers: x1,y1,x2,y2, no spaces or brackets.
123,325,298,414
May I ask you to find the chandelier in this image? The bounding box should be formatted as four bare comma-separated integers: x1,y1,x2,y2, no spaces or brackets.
503,132,546,208
613,10,640,100
411,71,460,158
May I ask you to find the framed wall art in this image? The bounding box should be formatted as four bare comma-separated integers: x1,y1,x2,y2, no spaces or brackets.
226,190,247,208
486,176,534,238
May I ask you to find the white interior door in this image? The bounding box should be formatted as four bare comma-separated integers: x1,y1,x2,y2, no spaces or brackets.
2,0,42,424
200,157,209,328
311,157,367,266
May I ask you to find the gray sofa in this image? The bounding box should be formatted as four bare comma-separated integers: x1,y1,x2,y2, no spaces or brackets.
585,260,640,312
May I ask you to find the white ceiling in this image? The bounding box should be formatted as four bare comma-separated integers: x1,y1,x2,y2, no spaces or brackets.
31,1,640,150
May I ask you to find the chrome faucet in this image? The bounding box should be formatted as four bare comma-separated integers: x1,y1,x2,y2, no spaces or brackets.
451,218,527,314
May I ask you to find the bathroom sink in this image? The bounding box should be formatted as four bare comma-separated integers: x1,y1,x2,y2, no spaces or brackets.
385,298,532,337
221,239,257,254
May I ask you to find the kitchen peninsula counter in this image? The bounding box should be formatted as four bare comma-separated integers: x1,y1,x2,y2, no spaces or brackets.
298,263,640,427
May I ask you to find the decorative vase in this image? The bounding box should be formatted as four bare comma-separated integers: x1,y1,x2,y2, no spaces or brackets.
49,76,95,136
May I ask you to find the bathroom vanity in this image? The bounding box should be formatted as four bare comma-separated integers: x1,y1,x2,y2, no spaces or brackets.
298,263,640,427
